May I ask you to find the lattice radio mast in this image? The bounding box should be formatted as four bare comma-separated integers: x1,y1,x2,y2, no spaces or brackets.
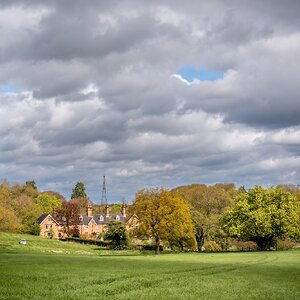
101,175,108,207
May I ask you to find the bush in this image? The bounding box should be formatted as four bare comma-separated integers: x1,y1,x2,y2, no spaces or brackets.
143,244,164,251
203,241,222,252
70,225,80,238
228,240,258,251
64,237,110,247
29,224,41,236
135,244,164,251
277,239,296,250
104,221,129,250
20,223,40,235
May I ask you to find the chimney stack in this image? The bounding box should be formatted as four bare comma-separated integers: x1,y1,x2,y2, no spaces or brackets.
122,203,126,218
87,204,93,217
105,204,110,217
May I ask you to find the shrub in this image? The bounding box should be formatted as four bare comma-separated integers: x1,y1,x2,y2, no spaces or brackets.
21,223,41,235
104,221,129,250
142,244,164,251
29,224,41,236
277,239,296,250
64,237,110,247
203,241,222,252
227,240,258,251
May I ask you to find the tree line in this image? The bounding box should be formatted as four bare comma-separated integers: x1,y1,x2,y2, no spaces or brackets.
132,184,300,253
0,180,299,253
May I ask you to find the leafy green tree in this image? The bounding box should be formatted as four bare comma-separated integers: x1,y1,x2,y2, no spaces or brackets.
36,193,61,214
20,184,39,200
20,203,43,233
238,185,247,194
104,221,129,249
28,223,41,236
222,186,300,250
111,204,122,214
25,180,37,190
173,184,233,252
132,188,195,254
71,182,87,199
0,181,62,234
0,182,40,233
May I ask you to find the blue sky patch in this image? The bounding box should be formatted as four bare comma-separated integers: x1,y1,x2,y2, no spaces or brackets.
176,65,224,83
0,84,24,93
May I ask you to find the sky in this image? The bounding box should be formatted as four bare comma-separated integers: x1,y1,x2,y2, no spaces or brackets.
1,0,300,203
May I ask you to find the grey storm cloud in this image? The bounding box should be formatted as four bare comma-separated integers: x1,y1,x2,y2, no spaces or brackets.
1,0,300,201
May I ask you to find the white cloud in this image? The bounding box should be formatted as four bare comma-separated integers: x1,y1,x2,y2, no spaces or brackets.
1,1,300,201
266,128,300,145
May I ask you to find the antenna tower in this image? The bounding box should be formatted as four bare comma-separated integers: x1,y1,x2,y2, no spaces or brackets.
101,175,108,207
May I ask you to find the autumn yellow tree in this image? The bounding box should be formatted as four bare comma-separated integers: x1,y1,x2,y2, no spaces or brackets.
0,181,62,233
0,183,21,231
0,206,20,232
132,188,196,254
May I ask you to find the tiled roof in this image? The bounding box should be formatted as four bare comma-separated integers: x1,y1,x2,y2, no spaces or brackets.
79,215,95,225
37,212,128,226
36,214,49,224
92,214,126,225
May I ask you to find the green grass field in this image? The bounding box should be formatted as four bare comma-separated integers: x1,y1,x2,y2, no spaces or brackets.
0,233,299,300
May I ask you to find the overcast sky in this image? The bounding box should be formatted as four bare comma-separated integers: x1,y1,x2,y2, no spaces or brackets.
1,0,300,203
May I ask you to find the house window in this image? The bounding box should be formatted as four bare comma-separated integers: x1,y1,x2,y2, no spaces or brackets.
48,217,52,221
50,225,53,229
45,225,48,229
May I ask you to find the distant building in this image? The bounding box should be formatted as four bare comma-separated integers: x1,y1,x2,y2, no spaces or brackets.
37,214,64,239
36,203,139,239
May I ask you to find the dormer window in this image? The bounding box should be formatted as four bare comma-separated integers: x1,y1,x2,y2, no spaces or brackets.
116,215,120,221
99,215,104,222
79,216,83,222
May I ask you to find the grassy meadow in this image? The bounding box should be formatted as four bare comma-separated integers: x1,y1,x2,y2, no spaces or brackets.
0,233,299,300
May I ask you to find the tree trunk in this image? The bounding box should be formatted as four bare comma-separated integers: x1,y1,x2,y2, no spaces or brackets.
155,237,160,255
195,228,204,252
180,242,184,252
253,236,274,251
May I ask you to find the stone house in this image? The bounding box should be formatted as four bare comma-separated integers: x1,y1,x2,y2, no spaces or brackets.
36,203,138,239
37,214,64,239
